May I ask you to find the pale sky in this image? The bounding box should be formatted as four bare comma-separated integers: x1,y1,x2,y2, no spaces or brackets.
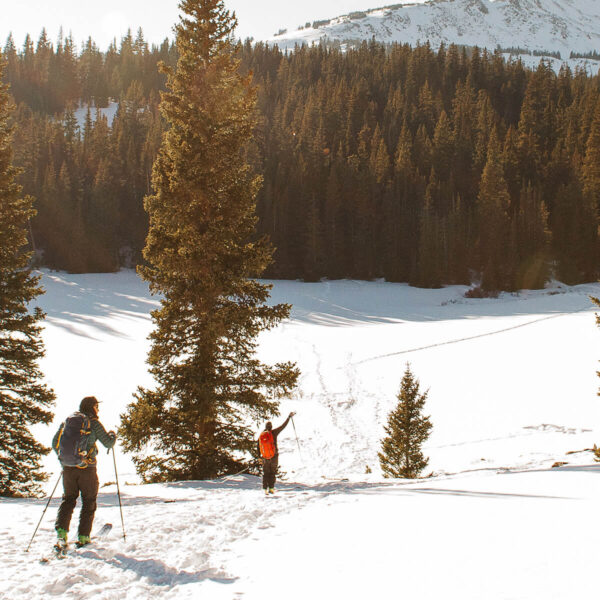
2,1,381,50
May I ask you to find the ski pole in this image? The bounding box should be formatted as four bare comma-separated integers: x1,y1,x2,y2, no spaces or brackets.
291,416,303,461
26,471,63,553
112,447,126,542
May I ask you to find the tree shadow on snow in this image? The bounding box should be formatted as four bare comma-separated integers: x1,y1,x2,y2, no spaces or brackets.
39,270,159,338
509,463,600,476
90,476,399,505
400,487,571,500
264,279,598,327
286,479,571,500
37,272,599,333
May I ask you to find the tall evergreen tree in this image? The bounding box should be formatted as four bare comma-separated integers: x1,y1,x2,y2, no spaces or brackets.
581,98,600,279
0,59,55,497
378,364,432,479
414,177,444,288
119,0,298,482
478,131,513,290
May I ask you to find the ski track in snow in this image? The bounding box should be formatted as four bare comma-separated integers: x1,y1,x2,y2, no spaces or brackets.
7,476,448,599
7,467,600,599
7,477,328,599
356,298,593,365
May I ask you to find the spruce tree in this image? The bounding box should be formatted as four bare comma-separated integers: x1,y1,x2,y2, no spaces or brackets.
581,98,600,280
378,364,432,479
415,181,443,288
119,1,298,482
0,59,55,497
478,131,513,291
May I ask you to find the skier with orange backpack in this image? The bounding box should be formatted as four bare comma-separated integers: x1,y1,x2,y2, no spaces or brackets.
257,412,295,495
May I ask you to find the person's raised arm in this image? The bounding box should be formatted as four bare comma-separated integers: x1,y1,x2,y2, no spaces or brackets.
272,412,295,437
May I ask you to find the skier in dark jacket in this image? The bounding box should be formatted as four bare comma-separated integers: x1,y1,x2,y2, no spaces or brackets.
257,412,295,494
52,396,116,549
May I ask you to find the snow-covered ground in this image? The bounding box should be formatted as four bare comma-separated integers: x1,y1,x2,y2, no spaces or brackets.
73,102,119,130
2,271,599,599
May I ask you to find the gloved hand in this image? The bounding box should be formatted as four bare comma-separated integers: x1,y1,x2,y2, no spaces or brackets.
289,411,296,418
108,430,117,440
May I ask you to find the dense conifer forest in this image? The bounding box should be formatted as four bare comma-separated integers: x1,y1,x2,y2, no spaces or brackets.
2,29,599,289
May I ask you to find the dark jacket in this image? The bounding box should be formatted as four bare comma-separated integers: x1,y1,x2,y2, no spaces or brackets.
53,412,116,467
257,415,292,458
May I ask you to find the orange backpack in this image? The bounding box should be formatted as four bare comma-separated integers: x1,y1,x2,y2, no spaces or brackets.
259,431,276,459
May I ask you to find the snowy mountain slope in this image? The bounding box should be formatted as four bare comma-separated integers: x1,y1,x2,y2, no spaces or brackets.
270,0,600,74
2,271,599,598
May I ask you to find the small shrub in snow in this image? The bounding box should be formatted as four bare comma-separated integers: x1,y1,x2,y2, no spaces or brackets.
378,364,432,479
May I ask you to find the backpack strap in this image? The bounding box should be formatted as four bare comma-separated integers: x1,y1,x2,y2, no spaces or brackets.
54,422,65,453
78,416,93,467
81,416,91,435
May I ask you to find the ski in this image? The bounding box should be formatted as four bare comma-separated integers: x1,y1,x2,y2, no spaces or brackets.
94,523,113,539
40,540,68,564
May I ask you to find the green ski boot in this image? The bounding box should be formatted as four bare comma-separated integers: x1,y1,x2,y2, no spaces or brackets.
53,529,69,557
76,535,91,548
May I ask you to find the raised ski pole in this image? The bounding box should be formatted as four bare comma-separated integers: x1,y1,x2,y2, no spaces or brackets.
26,471,63,553
112,447,126,541
291,416,303,461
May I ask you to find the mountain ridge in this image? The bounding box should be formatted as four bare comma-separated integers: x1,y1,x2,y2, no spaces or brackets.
269,0,600,73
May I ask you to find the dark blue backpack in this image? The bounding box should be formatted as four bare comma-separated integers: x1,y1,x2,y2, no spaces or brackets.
56,412,92,467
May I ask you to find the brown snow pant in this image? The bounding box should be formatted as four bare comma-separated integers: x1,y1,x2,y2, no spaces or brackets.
262,456,279,490
55,466,99,537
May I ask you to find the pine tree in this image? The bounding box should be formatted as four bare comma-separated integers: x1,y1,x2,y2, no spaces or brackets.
119,1,299,482
0,59,55,497
515,183,550,289
581,98,600,279
432,110,454,183
414,175,444,288
378,364,432,479
478,131,513,290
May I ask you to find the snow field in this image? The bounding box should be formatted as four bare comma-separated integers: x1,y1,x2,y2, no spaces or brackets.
1,271,599,598
5,469,599,599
